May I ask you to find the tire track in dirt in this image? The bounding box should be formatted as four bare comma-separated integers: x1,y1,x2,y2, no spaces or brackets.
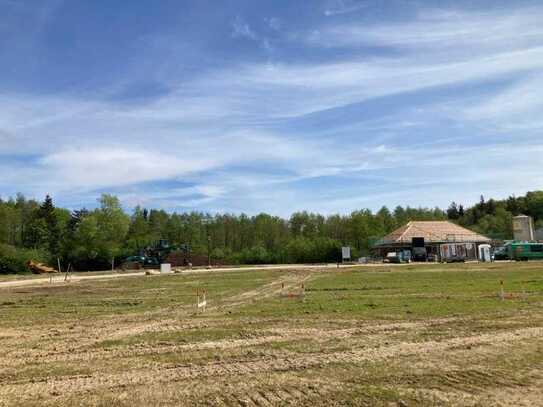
399,372,543,407
95,271,311,338
0,312,534,370
85,271,312,342
0,320,427,368
0,270,309,359
0,271,316,371
217,270,313,310
1,326,541,403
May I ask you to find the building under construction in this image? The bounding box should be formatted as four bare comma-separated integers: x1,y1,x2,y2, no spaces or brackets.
373,221,492,261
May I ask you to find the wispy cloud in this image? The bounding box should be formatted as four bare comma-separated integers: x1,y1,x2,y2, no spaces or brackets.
310,7,543,52
231,16,258,40
323,0,368,17
1,2,543,214
463,74,543,129
226,46,543,119
264,17,281,31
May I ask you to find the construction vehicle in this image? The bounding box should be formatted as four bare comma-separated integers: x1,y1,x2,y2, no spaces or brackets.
493,246,509,260
411,246,427,262
26,260,58,274
384,250,411,263
123,239,190,269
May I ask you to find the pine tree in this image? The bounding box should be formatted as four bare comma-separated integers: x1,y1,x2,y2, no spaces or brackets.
39,195,61,256
447,202,460,220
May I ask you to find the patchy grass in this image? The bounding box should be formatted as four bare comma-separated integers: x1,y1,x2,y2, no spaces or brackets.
234,262,543,320
0,269,281,326
0,262,542,406
94,326,272,349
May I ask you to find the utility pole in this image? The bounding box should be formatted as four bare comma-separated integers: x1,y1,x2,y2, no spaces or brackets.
202,218,212,268
207,234,211,267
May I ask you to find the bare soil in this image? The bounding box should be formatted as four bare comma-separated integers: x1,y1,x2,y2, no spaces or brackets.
0,263,542,406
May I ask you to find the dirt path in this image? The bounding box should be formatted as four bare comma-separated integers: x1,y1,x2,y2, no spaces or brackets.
0,260,437,290
0,263,351,290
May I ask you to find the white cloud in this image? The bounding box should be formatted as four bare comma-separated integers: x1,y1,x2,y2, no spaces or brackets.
463,74,543,126
2,4,543,214
223,46,543,119
310,7,543,52
231,16,257,40
38,148,216,188
213,142,543,215
265,17,281,31
111,184,228,211
323,0,368,17
0,87,330,200
244,48,543,89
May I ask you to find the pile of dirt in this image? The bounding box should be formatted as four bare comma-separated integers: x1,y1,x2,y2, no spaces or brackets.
122,261,143,271
166,252,230,267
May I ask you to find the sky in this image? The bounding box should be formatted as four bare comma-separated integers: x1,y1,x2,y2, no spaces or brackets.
1,0,542,216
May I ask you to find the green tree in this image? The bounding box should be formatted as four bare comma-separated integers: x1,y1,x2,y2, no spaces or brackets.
525,191,543,221
69,195,129,269
95,194,130,262
126,206,151,251
447,202,460,220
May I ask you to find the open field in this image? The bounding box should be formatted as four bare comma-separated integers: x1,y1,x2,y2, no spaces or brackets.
1,262,543,406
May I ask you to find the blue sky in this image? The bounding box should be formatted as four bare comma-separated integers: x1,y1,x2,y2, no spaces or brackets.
1,0,542,215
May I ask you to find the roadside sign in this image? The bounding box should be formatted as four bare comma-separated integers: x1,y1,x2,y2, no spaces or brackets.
342,246,351,261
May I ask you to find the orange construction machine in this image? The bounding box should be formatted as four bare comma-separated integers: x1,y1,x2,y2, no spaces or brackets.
26,260,58,274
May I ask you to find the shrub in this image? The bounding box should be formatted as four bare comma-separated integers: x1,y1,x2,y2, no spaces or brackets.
232,246,274,264
285,237,342,263
0,244,51,274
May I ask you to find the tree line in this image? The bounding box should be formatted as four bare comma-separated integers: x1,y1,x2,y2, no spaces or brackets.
1,191,542,273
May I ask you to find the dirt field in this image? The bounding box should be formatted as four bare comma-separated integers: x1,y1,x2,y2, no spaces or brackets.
1,262,542,406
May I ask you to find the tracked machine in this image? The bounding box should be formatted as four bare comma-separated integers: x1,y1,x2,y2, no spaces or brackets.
123,239,191,269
